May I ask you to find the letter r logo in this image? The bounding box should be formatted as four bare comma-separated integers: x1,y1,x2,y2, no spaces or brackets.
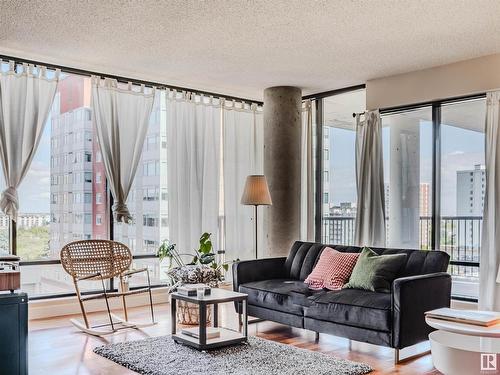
481,353,497,371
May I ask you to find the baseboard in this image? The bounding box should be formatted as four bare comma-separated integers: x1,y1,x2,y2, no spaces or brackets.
28,287,169,320
451,299,477,310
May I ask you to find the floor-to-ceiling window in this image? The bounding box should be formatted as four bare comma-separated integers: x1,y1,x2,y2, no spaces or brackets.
113,89,169,287
317,87,485,300
439,98,485,299
382,107,433,249
14,73,170,297
381,98,485,300
321,88,365,245
19,73,108,297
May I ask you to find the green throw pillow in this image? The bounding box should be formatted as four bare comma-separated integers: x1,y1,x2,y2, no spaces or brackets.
343,247,407,293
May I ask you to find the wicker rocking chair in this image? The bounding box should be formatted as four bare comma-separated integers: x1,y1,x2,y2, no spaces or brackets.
60,240,156,336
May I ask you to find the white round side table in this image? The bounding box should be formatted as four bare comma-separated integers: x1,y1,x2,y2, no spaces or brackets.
426,316,500,375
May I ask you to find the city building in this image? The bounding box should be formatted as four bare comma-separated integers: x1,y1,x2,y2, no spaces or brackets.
0,214,50,229
457,164,485,216
420,183,430,217
323,127,330,214
49,75,95,257
419,183,431,249
456,164,485,251
49,76,168,257
329,202,357,217
113,95,169,254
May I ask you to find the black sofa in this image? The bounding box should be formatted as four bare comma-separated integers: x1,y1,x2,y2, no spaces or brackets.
233,241,451,356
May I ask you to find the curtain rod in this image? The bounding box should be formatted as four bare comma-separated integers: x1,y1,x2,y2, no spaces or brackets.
0,54,263,106
352,111,365,118
303,84,366,101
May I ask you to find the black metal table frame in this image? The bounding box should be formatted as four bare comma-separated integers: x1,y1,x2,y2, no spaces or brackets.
170,291,248,350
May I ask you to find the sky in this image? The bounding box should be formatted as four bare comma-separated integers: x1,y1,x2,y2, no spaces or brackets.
327,116,485,216
0,114,52,213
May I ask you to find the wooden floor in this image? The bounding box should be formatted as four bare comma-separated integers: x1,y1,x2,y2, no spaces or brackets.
29,302,440,375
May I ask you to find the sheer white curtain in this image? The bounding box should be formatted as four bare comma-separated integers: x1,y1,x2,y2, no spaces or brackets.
223,102,264,261
354,110,386,247
91,77,155,223
167,92,221,252
300,100,315,241
479,91,500,311
0,62,59,220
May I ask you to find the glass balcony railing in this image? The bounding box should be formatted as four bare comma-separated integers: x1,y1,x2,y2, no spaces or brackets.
322,215,481,282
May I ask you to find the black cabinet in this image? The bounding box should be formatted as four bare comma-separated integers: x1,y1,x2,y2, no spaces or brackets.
0,292,28,375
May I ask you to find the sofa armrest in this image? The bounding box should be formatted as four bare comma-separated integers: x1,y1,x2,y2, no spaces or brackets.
392,272,451,349
232,257,287,292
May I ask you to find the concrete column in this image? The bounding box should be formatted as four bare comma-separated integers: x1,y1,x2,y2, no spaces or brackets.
388,117,420,248
263,86,302,257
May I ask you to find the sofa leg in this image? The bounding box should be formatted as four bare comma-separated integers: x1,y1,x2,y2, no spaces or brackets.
315,332,319,342
394,348,431,365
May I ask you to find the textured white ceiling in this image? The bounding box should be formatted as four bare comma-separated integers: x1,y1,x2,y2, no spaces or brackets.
1,0,500,100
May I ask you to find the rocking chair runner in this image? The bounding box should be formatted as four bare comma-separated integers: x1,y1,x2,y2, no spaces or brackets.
60,240,156,336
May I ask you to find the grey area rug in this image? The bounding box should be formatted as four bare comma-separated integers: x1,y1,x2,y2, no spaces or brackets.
94,335,372,375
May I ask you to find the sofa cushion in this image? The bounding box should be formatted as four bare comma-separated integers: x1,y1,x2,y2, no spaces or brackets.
305,288,392,332
285,242,326,280
344,247,407,292
239,279,320,315
372,248,450,276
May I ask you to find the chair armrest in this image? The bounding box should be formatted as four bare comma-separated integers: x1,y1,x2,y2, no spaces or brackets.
232,257,287,292
121,267,148,277
392,272,451,349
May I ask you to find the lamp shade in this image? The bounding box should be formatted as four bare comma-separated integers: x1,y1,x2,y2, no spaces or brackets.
241,175,272,206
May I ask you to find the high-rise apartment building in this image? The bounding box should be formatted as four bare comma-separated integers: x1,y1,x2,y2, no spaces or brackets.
420,183,430,217
456,164,485,250
457,164,485,216
323,128,330,214
49,75,95,257
50,76,167,257
113,93,169,254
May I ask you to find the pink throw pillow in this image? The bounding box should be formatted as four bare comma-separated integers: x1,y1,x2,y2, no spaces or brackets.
323,250,359,290
305,247,359,290
304,247,337,289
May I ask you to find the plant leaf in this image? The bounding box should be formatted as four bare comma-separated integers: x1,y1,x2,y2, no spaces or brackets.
199,253,215,264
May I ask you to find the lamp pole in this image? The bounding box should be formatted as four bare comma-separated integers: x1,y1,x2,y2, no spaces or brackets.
254,204,258,258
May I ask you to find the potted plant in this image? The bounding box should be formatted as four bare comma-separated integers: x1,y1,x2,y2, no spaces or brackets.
157,232,232,325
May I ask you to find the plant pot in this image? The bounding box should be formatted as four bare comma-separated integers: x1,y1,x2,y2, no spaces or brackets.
177,300,212,325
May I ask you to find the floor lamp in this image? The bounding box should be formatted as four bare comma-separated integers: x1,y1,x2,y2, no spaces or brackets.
241,175,272,259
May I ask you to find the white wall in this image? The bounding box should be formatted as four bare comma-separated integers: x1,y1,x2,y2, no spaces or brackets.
366,53,500,110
